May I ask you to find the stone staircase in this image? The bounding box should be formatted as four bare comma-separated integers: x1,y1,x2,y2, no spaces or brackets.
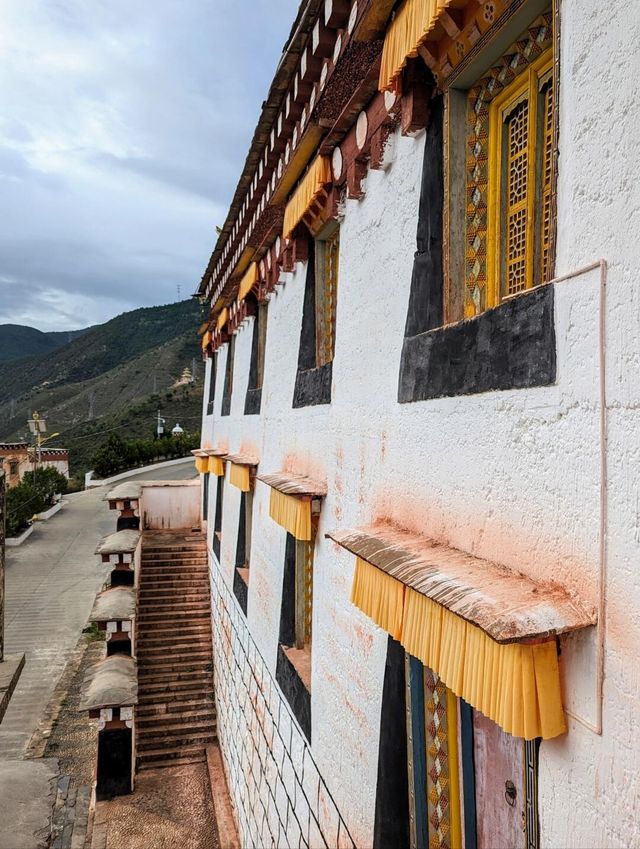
135,531,216,771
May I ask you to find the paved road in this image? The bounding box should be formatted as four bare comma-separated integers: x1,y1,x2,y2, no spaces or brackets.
0,461,197,759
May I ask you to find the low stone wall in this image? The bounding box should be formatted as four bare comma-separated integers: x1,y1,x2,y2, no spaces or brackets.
85,456,194,489
210,552,356,849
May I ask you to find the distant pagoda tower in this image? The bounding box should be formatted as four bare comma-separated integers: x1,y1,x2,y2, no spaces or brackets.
172,366,193,388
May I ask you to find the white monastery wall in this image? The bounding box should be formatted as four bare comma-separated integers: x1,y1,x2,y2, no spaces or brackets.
203,4,640,842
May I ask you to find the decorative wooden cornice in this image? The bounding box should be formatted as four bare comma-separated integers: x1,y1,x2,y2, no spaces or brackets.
197,0,395,312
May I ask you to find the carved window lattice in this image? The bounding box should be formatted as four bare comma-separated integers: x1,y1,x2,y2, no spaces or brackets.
464,11,553,316
295,539,314,649
540,80,554,284
505,99,530,296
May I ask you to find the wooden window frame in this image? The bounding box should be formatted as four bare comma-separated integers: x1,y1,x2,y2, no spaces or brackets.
206,353,217,416
487,51,554,307
221,335,235,417
314,224,340,368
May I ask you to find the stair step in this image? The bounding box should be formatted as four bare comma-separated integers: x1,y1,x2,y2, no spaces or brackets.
137,752,206,770
137,703,215,721
138,653,212,670
137,742,208,761
137,730,216,752
137,630,211,643
138,643,211,657
138,680,213,694
138,669,212,685
137,614,211,625
137,716,215,736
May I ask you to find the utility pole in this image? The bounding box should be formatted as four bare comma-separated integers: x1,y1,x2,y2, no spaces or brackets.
27,412,59,476
156,410,166,439
9,399,15,419
153,374,157,394
191,358,197,382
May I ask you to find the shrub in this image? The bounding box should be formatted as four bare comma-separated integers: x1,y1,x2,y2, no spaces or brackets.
23,467,68,506
6,483,42,537
91,431,200,478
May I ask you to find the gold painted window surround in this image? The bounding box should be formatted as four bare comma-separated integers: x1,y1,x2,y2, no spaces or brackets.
460,10,555,318
315,227,340,368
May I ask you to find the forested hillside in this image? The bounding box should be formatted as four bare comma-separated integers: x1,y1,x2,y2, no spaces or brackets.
0,299,206,479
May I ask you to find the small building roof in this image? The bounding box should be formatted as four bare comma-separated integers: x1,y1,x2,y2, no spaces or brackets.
89,587,136,622
224,452,259,467
103,482,142,502
258,472,327,498
95,529,141,556
79,655,137,711
326,522,596,644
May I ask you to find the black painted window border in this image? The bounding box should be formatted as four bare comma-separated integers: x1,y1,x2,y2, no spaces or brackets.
293,237,335,409
275,533,311,742
221,336,235,417
212,475,224,561
206,353,217,415
232,491,251,615
398,94,557,404
245,303,268,416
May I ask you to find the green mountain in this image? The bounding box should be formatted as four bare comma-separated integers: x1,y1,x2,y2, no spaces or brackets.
0,324,88,364
0,299,207,479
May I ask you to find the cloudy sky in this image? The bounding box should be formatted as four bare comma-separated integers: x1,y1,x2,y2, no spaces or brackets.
0,0,295,331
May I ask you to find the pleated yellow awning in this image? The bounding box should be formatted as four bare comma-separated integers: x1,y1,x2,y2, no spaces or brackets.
208,456,225,476
328,523,596,741
269,490,311,540
229,463,250,491
225,452,259,492
238,262,259,302
259,471,327,541
194,456,208,474
379,0,465,93
283,155,333,239
216,308,229,331
201,330,212,351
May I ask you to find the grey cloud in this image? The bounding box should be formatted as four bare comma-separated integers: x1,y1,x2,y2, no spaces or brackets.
0,0,295,330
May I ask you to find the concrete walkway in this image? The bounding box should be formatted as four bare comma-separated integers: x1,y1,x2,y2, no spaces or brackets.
0,464,197,846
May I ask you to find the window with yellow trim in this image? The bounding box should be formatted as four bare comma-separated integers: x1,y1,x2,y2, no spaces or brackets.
488,54,554,306
462,10,555,318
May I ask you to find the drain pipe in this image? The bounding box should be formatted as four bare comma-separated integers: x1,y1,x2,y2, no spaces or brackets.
537,259,608,735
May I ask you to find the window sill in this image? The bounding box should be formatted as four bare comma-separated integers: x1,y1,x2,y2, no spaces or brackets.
233,567,249,615
293,361,332,409
244,386,262,416
276,643,311,742
398,283,556,402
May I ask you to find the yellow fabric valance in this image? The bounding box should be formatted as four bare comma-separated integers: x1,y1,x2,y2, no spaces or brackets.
194,456,208,474
269,489,312,541
351,557,405,640
216,308,229,331
208,456,224,477
283,155,333,239
229,462,251,492
351,556,566,740
201,330,212,351
238,262,259,301
379,0,459,93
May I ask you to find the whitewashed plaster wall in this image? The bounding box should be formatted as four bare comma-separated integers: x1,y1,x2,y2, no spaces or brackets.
201,2,640,842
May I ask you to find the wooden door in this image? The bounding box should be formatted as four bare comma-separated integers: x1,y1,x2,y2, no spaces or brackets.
473,712,526,849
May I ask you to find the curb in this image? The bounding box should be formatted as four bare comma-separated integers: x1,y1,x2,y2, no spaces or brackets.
37,500,66,521
85,456,194,488
6,524,34,547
